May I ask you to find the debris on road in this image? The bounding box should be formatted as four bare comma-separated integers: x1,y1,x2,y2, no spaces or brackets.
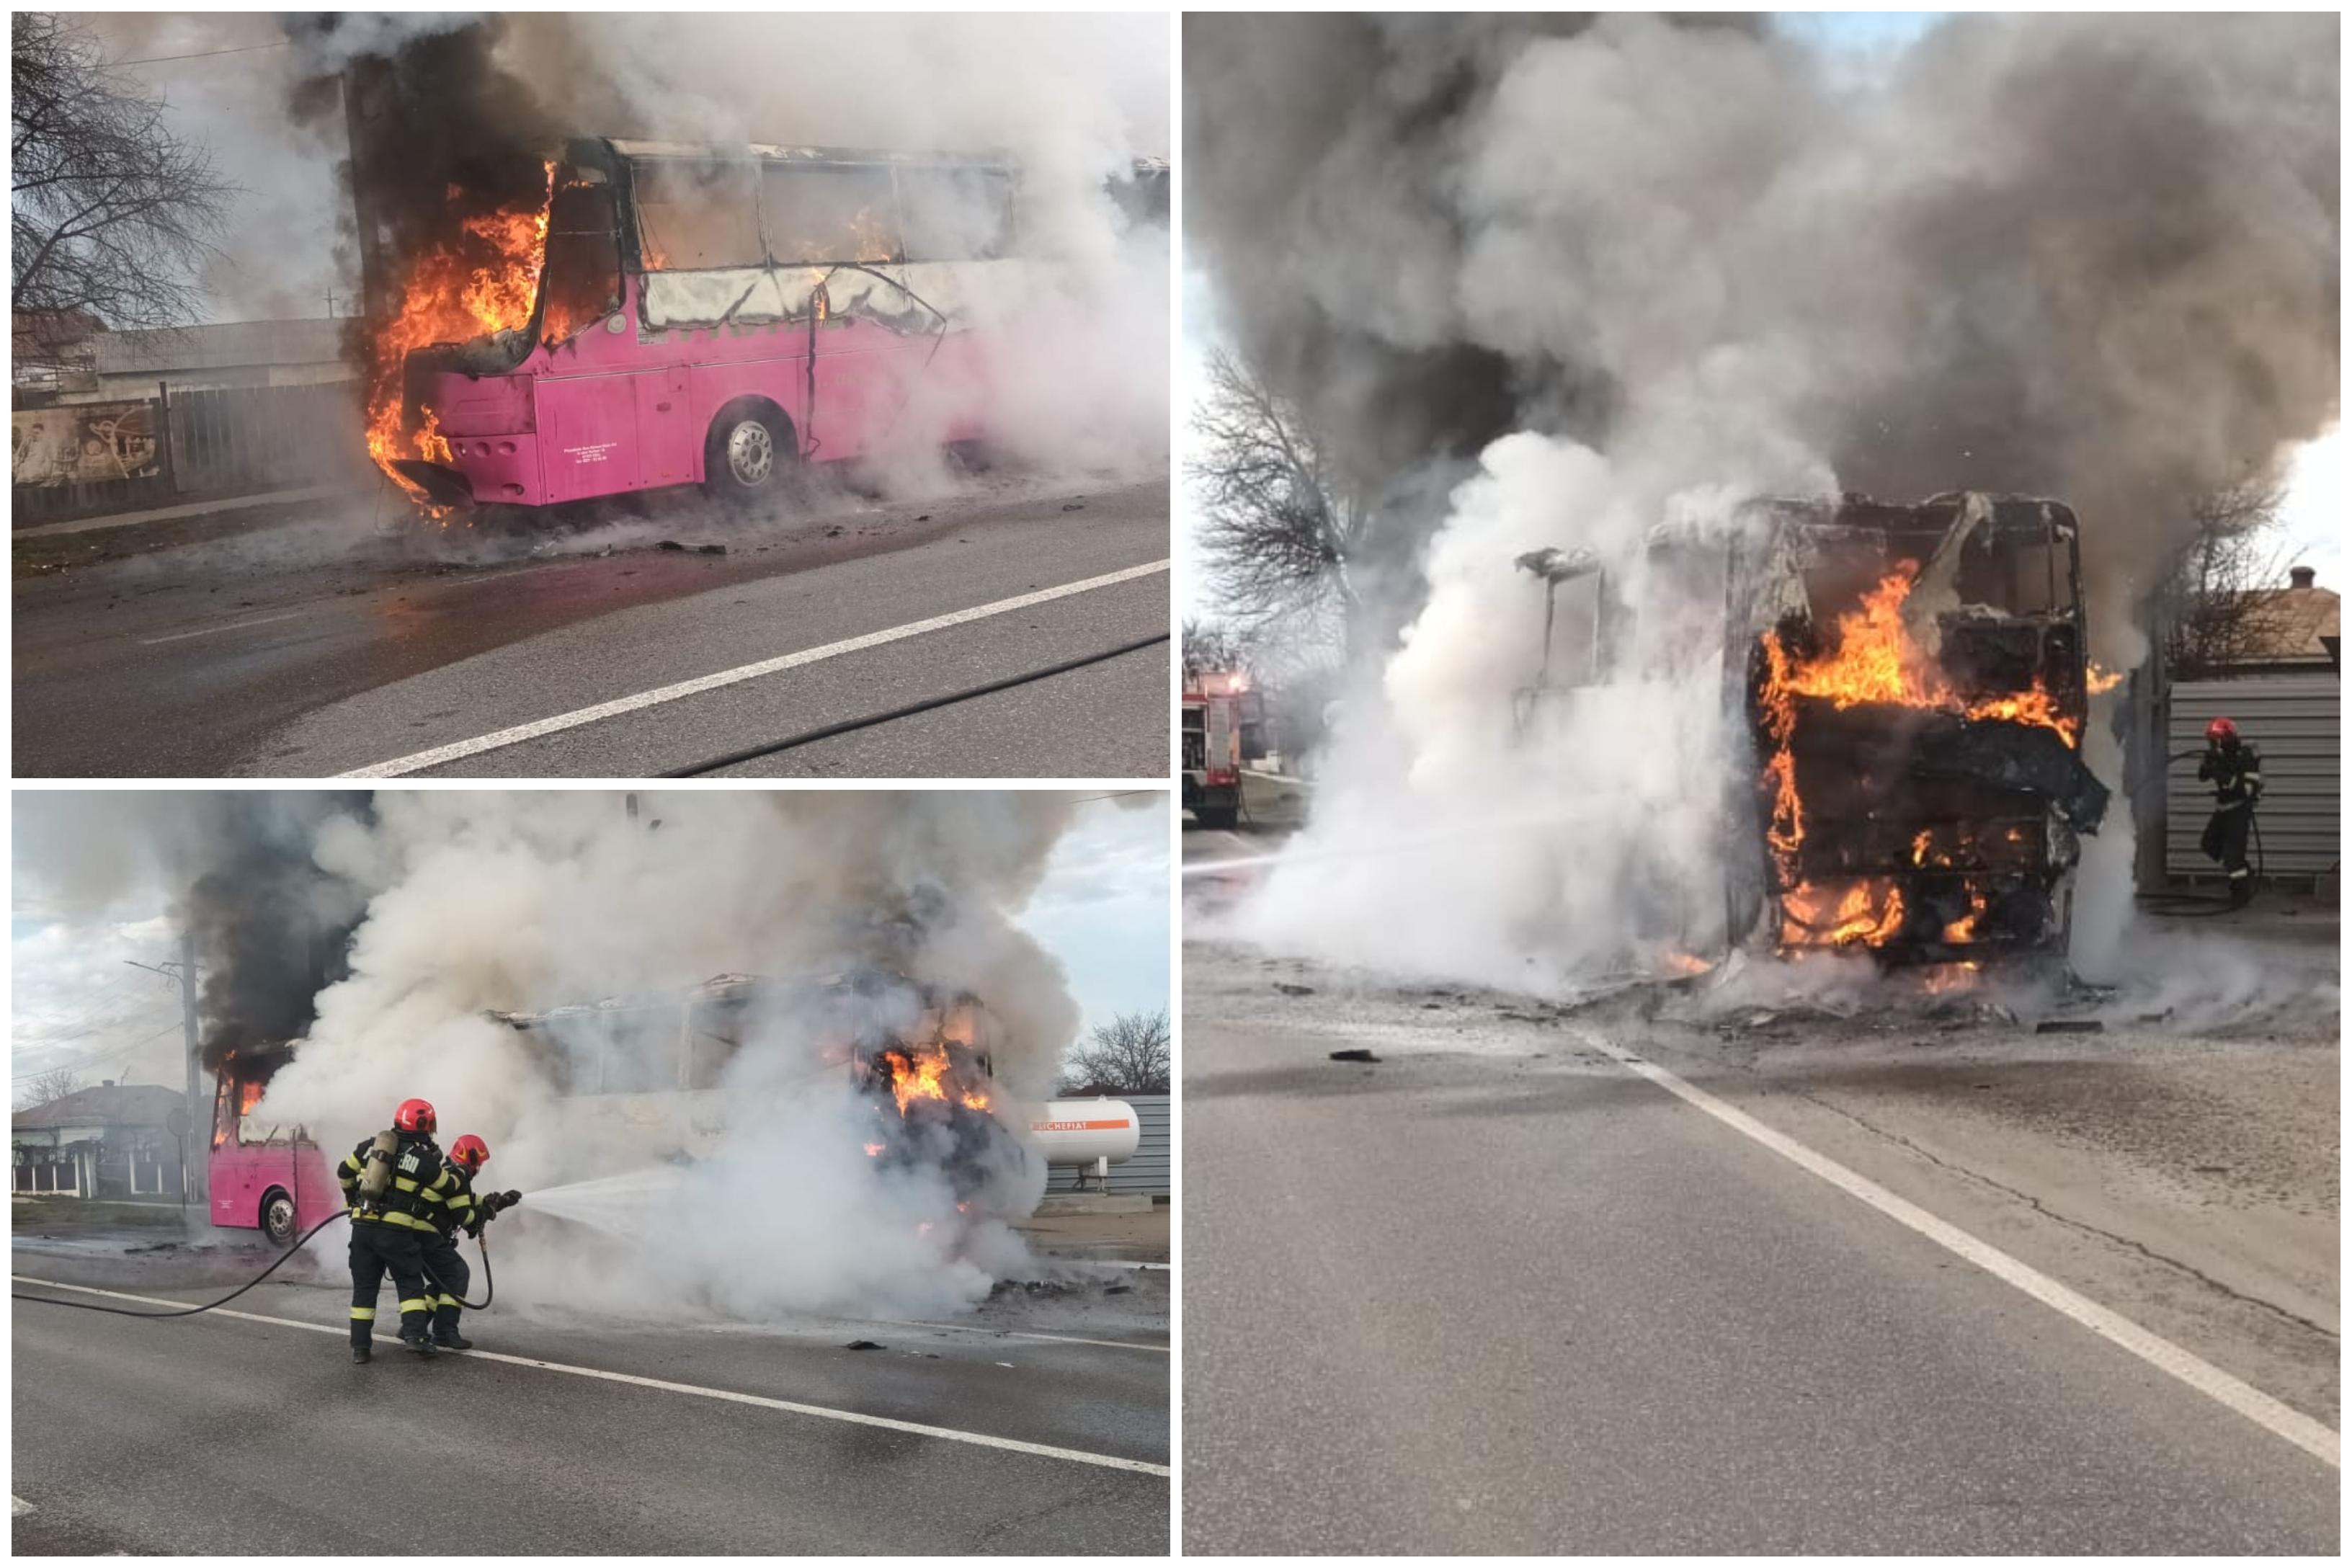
843,1339,883,1350
1274,983,1315,997
2034,1019,2105,1034
1329,1048,1380,1063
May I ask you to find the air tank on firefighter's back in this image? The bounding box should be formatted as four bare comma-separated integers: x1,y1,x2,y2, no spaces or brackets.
1026,1100,1141,1167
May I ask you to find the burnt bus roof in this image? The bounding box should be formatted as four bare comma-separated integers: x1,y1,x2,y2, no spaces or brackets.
577,137,1018,171
1745,491,2081,542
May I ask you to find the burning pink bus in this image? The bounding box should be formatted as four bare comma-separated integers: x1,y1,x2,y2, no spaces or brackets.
208,1048,337,1246
381,138,1057,514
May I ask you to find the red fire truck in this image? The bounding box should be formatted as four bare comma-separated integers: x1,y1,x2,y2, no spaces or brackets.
1182,669,1246,829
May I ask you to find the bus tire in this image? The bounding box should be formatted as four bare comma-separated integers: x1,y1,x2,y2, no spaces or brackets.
259,1187,297,1247
703,399,796,507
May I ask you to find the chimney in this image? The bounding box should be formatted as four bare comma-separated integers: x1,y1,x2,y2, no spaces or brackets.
102,1079,115,1087
2289,565,2317,590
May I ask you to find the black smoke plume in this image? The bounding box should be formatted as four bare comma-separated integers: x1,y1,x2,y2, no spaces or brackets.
186,792,373,1077
282,16,558,334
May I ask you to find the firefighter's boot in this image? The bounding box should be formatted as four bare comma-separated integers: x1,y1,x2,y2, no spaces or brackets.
352,1341,372,1365
401,1329,438,1357
432,1301,472,1350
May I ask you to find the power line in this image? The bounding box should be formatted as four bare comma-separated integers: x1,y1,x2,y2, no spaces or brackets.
12,1018,184,1082
110,40,292,68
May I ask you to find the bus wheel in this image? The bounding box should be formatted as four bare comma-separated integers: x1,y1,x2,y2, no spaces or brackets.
704,401,794,504
260,1188,297,1247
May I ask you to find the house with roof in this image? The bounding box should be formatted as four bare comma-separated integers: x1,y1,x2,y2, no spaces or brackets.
12,1082,186,1203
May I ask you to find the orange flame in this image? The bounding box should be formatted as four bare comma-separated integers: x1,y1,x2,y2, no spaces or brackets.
880,1045,953,1113
863,1142,885,1158
1765,564,2088,747
365,163,556,512
1778,878,1906,948
1920,960,1982,995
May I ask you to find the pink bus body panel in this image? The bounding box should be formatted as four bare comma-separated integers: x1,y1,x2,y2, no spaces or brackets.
419,272,991,509
209,1134,338,1234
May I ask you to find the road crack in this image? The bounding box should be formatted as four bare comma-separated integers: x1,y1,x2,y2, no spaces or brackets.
1770,1084,2338,1343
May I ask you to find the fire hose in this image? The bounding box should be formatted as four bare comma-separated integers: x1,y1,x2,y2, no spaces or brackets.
13,1211,496,1319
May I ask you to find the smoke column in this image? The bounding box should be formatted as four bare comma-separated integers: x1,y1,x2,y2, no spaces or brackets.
1186,13,2338,985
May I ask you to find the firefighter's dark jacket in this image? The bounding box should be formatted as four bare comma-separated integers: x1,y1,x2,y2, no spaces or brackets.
429,1164,491,1239
2199,742,2264,808
339,1132,460,1234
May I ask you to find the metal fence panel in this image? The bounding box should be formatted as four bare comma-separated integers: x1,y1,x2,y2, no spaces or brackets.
1045,1094,1170,1198
2166,672,2340,881
168,381,360,494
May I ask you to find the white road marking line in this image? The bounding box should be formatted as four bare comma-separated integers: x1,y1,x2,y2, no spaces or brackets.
1573,1032,2341,1470
862,1319,1171,1354
10,1275,1170,1478
12,1495,30,1515
341,558,1172,778
136,611,303,646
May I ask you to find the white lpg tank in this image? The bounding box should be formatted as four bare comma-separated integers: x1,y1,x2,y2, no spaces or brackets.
1026,1100,1141,1167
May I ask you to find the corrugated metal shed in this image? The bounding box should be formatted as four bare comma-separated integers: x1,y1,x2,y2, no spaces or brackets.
2166,672,2340,881
1045,1094,1168,1198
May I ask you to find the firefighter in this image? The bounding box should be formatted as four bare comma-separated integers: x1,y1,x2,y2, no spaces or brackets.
337,1097,461,1363
422,1134,521,1351
2196,715,2263,906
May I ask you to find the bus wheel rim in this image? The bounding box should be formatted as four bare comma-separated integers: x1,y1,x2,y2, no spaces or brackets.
728,421,774,484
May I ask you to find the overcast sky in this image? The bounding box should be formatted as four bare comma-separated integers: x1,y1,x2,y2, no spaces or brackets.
10,793,1170,1108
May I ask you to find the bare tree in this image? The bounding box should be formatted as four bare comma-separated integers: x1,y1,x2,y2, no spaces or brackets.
1183,616,1255,677
15,1067,85,1110
2155,481,2296,680
1189,347,1376,639
12,13,235,373
1059,1008,1170,1095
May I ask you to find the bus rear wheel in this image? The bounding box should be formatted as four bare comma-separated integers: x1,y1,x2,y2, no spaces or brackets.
703,401,796,507
260,1188,297,1247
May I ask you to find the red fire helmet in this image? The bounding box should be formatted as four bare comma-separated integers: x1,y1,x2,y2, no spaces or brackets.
393,1097,437,1134
2206,716,2239,744
449,1134,490,1170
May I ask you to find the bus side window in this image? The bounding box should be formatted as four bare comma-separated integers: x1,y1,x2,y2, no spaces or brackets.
898,167,1015,262
632,159,763,272
542,174,620,342
762,166,903,267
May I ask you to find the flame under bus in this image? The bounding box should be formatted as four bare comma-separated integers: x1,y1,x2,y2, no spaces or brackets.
384,138,1032,512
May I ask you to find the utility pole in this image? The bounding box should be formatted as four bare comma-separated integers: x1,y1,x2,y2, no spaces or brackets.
342,65,390,323
179,927,207,1209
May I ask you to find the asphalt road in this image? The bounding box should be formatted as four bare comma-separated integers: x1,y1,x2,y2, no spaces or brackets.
13,474,1168,778
12,1246,1169,1554
1181,828,2339,1554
